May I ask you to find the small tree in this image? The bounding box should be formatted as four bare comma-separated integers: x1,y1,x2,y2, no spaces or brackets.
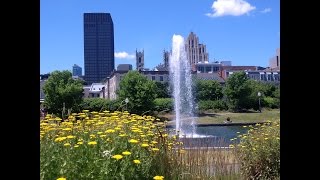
117,71,157,115
224,71,252,111
154,81,170,98
194,79,223,101
43,70,83,116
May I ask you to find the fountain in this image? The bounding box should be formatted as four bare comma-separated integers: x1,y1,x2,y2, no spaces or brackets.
168,35,249,147
169,34,197,137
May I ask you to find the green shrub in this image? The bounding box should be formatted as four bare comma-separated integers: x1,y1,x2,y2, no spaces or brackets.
263,97,279,109
232,120,280,179
198,100,228,111
153,98,173,112
80,98,121,112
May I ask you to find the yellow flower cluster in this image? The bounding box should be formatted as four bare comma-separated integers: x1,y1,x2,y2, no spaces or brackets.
40,110,184,179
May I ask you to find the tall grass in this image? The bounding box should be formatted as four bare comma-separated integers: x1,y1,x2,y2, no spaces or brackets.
232,120,280,179
176,138,241,179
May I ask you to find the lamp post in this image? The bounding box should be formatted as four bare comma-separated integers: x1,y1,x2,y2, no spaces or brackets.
125,98,129,111
258,92,261,113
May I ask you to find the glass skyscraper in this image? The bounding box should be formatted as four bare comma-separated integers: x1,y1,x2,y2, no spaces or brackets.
84,13,114,84
72,64,82,76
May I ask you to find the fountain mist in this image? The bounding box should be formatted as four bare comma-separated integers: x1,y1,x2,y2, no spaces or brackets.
169,34,196,136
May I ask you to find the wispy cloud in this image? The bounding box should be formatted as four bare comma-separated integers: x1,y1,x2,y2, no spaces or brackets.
206,0,256,17
114,52,135,59
260,8,271,13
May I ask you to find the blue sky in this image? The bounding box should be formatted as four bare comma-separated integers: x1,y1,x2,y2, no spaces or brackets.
40,0,280,74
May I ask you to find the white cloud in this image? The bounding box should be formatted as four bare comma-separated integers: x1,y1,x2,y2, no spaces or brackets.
114,52,135,59
260,8,271,13
206,0,256,17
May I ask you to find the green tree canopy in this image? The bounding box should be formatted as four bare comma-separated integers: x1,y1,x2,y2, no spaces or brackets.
117,71,157,115
224,71,252,111
154,81,171,98
194,79,223,101
43,70,84,116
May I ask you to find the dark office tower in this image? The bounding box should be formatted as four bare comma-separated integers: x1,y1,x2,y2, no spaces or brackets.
84,13,114,84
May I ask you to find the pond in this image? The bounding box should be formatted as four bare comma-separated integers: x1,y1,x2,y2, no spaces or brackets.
168,125,249,147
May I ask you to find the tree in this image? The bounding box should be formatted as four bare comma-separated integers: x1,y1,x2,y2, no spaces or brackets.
246,80,280,110
117,71,157,115
43,70,84,116
224,71,252,111
194,79,223,101
154,81,170,98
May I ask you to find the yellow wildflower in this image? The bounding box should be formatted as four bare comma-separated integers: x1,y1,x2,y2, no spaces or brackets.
133,159,141,164
153,176,164,180
141,144,149,147
129,139,139,143
54,137,67,142
56,178,66,180
88,141,97,145
106,129,115,133
112,154,123,160
64,143,71,147
152,148,159,151
122,151,131,156
67,135,75,139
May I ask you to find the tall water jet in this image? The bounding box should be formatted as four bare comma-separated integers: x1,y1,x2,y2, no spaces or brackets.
169,34,196,136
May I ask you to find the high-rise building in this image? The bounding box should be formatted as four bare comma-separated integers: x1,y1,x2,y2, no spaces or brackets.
72,64,82,76
117,64,133,71
84,13,114,84
220,61,232,66
163,50,170,68
136,50,144,71
269,48,280,69
185,32,209,65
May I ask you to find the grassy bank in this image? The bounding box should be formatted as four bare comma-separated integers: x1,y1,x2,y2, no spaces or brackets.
160,109,280,125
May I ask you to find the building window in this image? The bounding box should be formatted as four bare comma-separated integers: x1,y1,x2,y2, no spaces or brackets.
205,66,211,72
152,76,155,80
160,76,163,81
213,67,219,72
97,94,100,97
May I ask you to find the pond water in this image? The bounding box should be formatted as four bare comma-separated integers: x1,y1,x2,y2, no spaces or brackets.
168,125,249,147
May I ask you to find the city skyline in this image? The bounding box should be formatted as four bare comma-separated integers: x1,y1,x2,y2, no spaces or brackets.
40,0,280,74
